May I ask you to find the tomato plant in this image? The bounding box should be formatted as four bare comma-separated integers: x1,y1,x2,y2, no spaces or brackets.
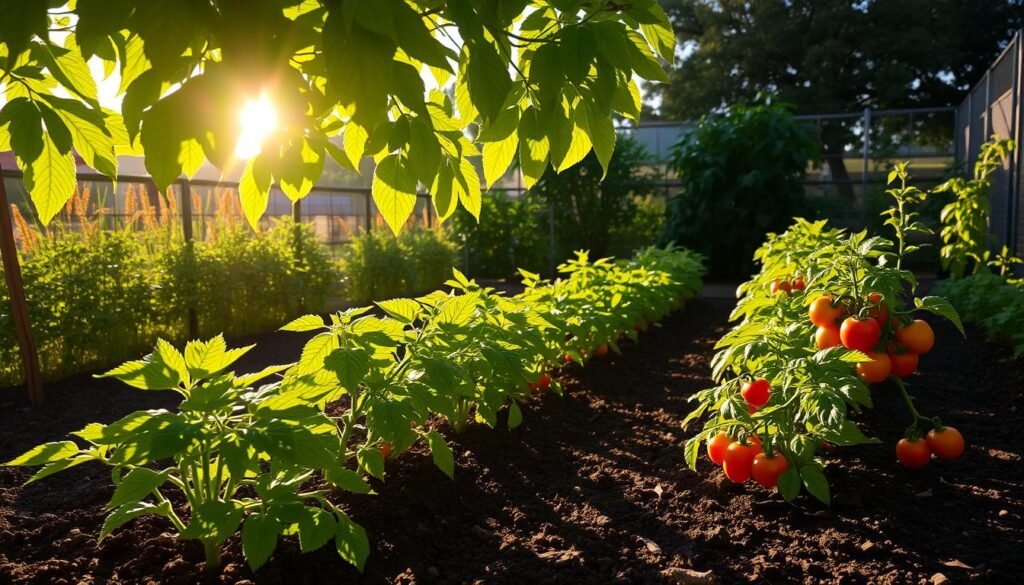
684,163,968,503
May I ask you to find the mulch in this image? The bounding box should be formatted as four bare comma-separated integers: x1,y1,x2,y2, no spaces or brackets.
0,296,1021,584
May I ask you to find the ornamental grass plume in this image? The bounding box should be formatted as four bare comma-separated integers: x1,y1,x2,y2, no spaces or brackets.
10,204,36,253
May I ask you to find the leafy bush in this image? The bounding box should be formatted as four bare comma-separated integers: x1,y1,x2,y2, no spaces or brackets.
7,246,706,571
340,227,457,302
935,137,1015,277
685,163,965,503
447,192,546,278
0,193,338,386
935,272,1024,357
661,101,817,277
528,134,659,259
609,194,668,257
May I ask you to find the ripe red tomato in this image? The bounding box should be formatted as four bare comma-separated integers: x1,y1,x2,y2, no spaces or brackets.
792,278,806,291
707,432,732,465
563,354,574,364
770,279,792,295
723,441,758,482
593,343,609,357
896,320,935,354
855,351,892,384
866,292,889,326
741,378,771,408
380,442,393,459
538,374,551,389
815,326,842,349
751,452,790,489
809,295,844,328
887,349,918,378
840,316,881,352
926,426,965,461
896,437,931,469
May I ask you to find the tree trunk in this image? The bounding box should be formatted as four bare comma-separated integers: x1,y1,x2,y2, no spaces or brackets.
821,138,856,200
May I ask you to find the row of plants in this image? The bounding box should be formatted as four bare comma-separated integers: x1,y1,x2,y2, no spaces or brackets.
1,186,337,386
5,245,706,572
934,270,1024,358
339,226,458,303
683,163,966,503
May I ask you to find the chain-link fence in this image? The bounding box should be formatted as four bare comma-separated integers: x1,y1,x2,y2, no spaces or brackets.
955,28,1023,255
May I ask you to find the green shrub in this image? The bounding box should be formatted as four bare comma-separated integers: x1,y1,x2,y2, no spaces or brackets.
341,227,456,302
528,134,659,259
609,194,667,257
448,192,546,278
0,209,338,386
934,272,1024,357
661,101,817,277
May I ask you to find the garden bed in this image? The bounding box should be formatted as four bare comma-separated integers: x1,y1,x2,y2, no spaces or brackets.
1,297,1022,584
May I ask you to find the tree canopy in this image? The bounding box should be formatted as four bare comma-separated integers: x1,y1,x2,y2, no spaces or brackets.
0,1,674,233
653,0,1024,119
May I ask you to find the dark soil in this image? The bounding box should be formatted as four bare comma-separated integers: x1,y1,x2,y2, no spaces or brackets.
1,297,1022,585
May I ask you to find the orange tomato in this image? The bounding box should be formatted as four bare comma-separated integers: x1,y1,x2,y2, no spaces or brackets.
926,426,965,461
896,320,935,354
866,292,890,326
751,452,790,489
723,441,758,483
770,279,792,295
792,278,806,291
706,432,732,465
741,378,771,408
856,351,892,384
887,349,918,378
808,295,844,328
896,437,931,469
815,326,842,349
380,442,393,459
593,343,609,357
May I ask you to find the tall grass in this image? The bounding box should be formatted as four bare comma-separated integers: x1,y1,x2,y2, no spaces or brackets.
0,184,339,386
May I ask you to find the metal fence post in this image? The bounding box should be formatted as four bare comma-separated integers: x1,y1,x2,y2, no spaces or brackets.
862,108,872,227
364,192,372,233
1010,30,1023,255
179,178,199,340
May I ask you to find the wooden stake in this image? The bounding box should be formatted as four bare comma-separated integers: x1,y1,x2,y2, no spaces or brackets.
0,162,44,405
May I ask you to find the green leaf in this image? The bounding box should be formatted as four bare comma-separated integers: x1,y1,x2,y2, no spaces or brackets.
560,25,596,84
424,429,454,479
97,341,186,391
507,401,523,429
21,132,77,224
297,507,337,553
107,468,170,510
357,447,385,480
6,441,79,466
683,437,700,471
242,513,281,570
323,466,373,495
323,348,372,391
777,467,801,501
184,335,252,379
583,104,615,179
800,464,831,505
281,314,325,333
372,154,418,235
454,156,482,219
465,40,512,122
376,298,421,324
101,501,171,540
25,456,92,484
914,296,965,336
183,500,244,544
483,129,518,188
518,107,549,188
239,158,270,230
335,512,370,571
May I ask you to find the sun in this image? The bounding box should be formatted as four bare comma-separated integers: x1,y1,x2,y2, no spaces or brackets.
234,93,278,160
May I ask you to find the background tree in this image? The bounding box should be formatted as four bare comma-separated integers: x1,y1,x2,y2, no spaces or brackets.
652,0,1024,197
529,134,658,259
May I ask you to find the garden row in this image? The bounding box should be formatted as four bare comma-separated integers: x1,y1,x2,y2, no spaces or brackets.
4,246,706,573
684,163,967,503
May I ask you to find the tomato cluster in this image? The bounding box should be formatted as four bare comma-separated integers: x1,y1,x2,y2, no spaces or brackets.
770,277,805,295
707,431,790,489
808,293,936,384
896,426,965,468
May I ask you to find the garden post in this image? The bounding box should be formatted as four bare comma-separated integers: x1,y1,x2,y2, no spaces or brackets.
861,108,871,229
179,178,199,339
364,191,372,233
0,162,44,406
